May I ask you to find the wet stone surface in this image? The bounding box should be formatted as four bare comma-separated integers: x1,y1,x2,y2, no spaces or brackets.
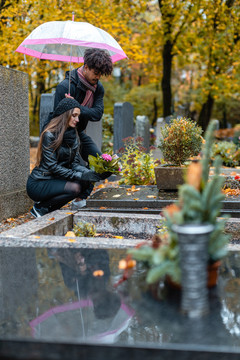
0,247,240,360
86,186,240,217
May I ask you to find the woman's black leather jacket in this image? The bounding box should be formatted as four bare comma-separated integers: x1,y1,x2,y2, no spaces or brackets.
30,130,90,181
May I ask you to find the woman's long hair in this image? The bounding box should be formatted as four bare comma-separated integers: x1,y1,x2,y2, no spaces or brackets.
36,109,73,166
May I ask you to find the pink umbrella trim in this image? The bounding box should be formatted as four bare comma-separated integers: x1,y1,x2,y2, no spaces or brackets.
18,37,125,52
16,46,125,63
16,38,127,60
29,300,134,337
30,299,93,329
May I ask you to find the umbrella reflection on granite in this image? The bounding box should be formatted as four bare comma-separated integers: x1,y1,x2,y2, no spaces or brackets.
30,293,134,343
30,248,134,343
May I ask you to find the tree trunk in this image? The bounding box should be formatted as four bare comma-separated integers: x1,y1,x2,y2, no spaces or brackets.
162,40,173,118
197,94,214,132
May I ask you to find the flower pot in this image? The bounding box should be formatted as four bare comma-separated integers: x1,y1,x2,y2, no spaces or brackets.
165,260,221,292
172,223,214,318
207,260,221,288
154,165,185,190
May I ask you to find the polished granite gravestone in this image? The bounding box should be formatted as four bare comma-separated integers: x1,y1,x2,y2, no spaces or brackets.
1,246,240,359
85,185,240,217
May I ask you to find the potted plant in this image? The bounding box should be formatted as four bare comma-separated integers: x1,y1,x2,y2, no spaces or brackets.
127,120,229,295
154,117,203,190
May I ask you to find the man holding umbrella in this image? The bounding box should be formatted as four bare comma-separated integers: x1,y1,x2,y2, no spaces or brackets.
54,48,113,163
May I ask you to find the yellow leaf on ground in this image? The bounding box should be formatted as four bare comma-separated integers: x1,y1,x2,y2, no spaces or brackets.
32,236,40,239
133,198,139,200
147,195,156,198
65,212,74,214
65,231,76,237
112,235,124,239
48,217,55,221
67,238,76,242
100,206,107,209
113,194,121,198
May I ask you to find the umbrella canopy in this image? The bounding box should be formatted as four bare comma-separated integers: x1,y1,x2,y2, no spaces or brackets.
29,298,134,343
15,20,127,63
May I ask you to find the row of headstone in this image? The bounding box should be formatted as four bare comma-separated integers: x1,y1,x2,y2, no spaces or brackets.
39,96,157,156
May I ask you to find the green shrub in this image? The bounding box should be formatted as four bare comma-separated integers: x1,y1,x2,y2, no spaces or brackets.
158,117,203,166
73,221,96,237
212,141,238,167
118,137,161,185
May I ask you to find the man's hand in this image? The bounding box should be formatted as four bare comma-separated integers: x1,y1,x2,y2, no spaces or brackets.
65,93,74,99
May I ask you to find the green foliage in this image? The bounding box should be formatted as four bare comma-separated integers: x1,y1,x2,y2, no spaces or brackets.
88,153,121,174
212,141,239,167
124,83,162,125
168,120,230,261
129,120,229,285
158,117,203,166
118,136,161,185
73,221,96,237
102,114,114,154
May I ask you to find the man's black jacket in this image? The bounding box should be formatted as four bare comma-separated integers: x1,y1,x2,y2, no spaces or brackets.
54,68,104,133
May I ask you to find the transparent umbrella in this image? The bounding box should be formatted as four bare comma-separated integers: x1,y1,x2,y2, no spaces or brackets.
16,15,127,92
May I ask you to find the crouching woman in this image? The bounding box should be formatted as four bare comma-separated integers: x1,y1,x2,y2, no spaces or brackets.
27,98,105,218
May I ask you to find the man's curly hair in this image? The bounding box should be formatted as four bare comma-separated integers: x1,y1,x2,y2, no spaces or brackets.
84,48,113,76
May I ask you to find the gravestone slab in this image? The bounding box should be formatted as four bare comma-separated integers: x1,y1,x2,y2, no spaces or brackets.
113,102,134,152
0,246,240,359
85,118,102,152
39,93,54,133
0,66,32,220
153,117,165,160
135,115,150,150
86,186,240,219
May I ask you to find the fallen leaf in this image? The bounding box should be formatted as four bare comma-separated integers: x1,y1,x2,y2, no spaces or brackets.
32,236,40,239
126,192,131,195
6,218,15,222
112,235,124,239
142,207,149,210
65,212,74,214
147,195,156,198
67,238,76,242
113,194,121,198
100,206,107,209
93,270,104,277
48,217,55,221
65,231,76,237
133,198,139,200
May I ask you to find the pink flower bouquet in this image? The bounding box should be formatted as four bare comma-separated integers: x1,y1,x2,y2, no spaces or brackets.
88,153,121,174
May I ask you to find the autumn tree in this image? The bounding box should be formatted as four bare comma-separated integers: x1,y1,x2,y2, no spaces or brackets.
157,0,201,118
194,0,240,131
